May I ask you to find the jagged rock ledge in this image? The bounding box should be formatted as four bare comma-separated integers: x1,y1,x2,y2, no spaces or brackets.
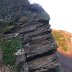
0,0,63,72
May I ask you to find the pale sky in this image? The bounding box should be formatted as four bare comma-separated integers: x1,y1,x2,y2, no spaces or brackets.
29,0,72,33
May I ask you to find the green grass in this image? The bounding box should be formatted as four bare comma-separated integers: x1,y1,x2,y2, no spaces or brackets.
0,37,22,66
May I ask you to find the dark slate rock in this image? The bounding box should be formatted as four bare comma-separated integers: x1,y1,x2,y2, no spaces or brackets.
0,47,3,66
0,0,63,72
0,0,30,21
25,43,57,58
29,3,44,12
27,53,59,72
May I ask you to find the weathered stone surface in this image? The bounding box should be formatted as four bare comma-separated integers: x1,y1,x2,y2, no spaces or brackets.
0,0,30,21
0,48,3,66
0,0,63,72
27,53,59,72
23,42,57,58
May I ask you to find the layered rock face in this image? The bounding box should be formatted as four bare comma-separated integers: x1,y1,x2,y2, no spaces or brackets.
0,0,63,72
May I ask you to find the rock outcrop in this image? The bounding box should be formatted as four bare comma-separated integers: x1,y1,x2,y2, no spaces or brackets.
0,0,63,72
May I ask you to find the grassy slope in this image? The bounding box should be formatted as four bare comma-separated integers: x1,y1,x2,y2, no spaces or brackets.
52,30,72,52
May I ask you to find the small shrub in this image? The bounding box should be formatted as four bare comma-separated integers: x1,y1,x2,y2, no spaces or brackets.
0,37,22,66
